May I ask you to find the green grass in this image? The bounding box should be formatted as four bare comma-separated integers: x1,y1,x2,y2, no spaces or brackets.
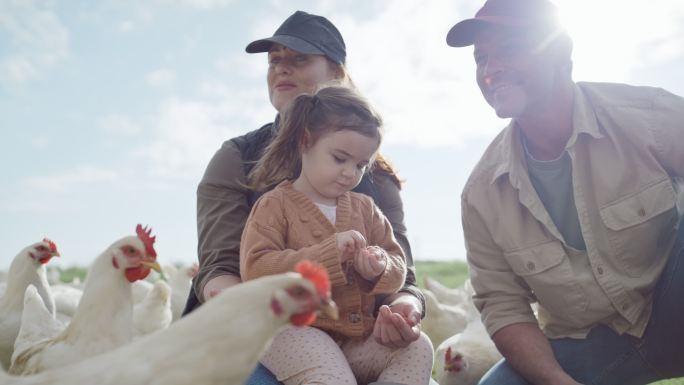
57,266,87,283
414,260,684,385
415,260,469,289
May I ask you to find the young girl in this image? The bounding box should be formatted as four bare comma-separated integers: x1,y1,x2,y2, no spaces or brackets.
240,86,433,385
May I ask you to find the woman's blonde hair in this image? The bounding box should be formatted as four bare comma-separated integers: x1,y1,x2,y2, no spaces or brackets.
248,85,384,191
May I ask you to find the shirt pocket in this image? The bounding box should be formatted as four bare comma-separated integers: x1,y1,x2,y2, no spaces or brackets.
599,178,677,277
504,241,588,316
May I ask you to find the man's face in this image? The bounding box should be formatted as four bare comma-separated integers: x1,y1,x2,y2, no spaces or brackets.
473,26,561,119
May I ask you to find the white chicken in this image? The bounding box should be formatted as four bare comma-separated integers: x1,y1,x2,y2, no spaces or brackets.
424,276,469,307
0,239,60,369
0,260,338,385
50,284,83,323
131,279,153,305
132,280,172,337
12,286,66,363
433,317,502,385
9,225,161,375
167,263,198,321
422,288,468,348
45,268,61,286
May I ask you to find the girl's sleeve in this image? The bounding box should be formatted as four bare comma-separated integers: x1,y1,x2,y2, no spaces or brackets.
239,195,347,286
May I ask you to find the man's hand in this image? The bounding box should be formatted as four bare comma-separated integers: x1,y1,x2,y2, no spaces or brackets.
354,246,388,280
202,274,241,301
373,293,422,349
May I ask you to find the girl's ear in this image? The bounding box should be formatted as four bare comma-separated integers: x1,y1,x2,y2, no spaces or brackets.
301,131,311,149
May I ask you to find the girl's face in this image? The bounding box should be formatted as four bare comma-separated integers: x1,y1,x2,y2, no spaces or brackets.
267,44,341,113
294,129,380,205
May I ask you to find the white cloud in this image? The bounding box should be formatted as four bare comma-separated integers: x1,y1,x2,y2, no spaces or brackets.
99,114,143,136
22,166,120,194
146,68,177,89
118,20,135,33
0,0,69,87
134,84,272,180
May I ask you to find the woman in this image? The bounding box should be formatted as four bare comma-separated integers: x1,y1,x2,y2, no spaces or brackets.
185,11,427,384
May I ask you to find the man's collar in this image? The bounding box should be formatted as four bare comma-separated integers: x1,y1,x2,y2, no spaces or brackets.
489,83,603,185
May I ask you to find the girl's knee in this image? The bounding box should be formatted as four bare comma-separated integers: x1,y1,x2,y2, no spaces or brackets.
413,332,435,356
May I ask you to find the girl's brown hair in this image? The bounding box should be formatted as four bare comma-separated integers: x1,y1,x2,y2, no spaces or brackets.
249,85,398,191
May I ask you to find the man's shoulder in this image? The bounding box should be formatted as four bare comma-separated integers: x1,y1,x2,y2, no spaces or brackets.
577,81,666,109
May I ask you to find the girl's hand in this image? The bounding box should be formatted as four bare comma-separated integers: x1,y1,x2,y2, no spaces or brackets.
336,230,366,262
354,246,387,280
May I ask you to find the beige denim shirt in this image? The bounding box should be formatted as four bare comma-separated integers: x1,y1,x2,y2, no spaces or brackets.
462,82,683,339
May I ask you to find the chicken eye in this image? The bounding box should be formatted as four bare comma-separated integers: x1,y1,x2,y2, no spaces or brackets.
36,246,47,252
128,247,136,255
293,286,307,297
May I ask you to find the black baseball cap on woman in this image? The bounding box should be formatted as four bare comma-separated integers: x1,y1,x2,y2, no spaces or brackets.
245,11,346,65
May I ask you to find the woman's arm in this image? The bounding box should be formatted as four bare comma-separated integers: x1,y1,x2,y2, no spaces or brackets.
194,140,250,303
369,171,426,317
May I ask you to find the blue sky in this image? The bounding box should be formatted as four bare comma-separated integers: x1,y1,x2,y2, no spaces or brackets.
2,0,684,270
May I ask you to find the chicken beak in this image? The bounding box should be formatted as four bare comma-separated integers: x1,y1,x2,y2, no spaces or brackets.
319,298,339,320
51,250,61,257
141,260,162,273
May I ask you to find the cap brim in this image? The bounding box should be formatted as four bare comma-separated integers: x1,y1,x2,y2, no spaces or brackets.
245,35,326,56
446,17,527,47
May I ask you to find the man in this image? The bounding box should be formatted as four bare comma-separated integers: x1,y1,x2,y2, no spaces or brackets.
447,0,684,384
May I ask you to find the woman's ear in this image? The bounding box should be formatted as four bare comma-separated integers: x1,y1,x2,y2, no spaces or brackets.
327,62,344,81
334,66,344,80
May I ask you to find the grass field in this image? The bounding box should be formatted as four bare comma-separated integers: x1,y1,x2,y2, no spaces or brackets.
414,260,683,385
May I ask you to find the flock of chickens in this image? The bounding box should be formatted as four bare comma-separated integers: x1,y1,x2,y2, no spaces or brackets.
0,223,503,385
0,225,337,385
421,277,503,385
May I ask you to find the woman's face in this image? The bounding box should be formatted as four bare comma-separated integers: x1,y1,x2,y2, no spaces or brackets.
267,44,341,112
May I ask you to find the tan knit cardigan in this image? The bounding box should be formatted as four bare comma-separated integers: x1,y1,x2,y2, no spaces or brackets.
240,180,407,338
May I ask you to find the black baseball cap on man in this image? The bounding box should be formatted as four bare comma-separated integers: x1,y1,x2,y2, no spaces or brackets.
245,11,346,65
446,0,563,47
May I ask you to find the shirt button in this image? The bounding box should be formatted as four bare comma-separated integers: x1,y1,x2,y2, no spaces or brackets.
597,266,604,275
312,230,323,238
526,262,536,271
349,312,361,323
300,215,310,223
637,208,646,217
622,303,630,311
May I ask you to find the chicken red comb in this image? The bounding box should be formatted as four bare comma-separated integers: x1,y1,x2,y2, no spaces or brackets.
294,260,330,298
42,238,58,253
135,224,157,258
